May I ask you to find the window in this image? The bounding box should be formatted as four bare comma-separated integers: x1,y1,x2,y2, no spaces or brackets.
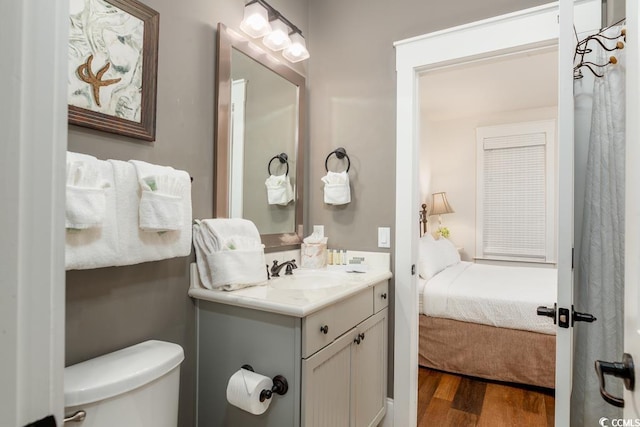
476,120,556,262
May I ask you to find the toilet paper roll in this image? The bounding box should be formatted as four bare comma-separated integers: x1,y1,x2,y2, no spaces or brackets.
226,368,273,415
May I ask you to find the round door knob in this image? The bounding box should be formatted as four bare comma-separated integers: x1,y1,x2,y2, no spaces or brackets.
320,325,329,334
381,293,387,299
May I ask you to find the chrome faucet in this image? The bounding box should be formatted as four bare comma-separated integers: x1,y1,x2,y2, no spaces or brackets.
270,259,298,277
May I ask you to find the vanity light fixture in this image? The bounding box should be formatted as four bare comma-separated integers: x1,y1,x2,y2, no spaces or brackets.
283,32,310,63
240,0,310,62
263,18,291,51
239,1,271,38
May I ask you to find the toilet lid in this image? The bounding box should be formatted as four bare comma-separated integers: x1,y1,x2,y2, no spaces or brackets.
64,340,184,407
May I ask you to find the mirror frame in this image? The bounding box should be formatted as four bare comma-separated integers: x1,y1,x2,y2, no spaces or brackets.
215,23,305,251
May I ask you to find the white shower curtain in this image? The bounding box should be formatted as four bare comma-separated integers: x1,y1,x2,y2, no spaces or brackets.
571,26,626,426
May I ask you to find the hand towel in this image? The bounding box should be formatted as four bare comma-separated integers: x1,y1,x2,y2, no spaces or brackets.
265,174,294,205
193,218,268,291
321,171,351,205
130,160,189,232
65,152,111,229
65,153,119,270
109,159,192,267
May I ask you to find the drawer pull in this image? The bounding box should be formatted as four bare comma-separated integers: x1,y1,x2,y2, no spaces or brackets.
354,333,365,345
320,325,329,334
380,293,387,300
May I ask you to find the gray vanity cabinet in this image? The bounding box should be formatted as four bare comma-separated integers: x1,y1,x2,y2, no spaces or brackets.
196,280,389,427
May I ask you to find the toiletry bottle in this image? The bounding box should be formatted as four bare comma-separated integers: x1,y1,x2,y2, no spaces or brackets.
342,250,347,265
327,248,333,265
334,249,341,265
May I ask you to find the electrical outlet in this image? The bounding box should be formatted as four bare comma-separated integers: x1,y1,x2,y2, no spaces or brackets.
313,225,324,238
378,227,391,248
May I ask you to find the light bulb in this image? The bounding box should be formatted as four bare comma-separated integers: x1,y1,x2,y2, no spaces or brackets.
283,32,309,62
240,3,271,38
263,19,291,51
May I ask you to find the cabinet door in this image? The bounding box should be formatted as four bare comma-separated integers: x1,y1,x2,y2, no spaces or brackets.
302,328,355,427
352,308,387,427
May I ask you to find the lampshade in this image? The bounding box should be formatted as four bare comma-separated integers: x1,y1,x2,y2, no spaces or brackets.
263,18,291,51
283,32,310,62
240,2,271,38
430,192,454,216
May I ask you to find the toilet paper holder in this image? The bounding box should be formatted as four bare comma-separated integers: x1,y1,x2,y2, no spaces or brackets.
241,364,289,402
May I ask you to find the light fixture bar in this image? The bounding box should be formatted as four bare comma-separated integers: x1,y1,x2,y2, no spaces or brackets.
245,0,304,37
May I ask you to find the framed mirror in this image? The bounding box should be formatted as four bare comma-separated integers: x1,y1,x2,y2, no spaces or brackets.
215,23,305,250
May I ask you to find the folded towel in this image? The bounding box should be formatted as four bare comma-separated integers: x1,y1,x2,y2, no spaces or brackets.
109,160,192,267
65,153,119,270
265,174,294,205
193,219,268,291
321,171,351,205
130,160,189,232
66,152,111,229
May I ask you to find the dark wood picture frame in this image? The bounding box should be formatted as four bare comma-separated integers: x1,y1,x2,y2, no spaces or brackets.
68,0,159,141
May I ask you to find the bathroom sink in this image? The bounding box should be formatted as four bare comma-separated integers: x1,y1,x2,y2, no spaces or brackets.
269,269,355,290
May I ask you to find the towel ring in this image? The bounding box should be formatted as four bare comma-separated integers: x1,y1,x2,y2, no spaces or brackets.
324,147,351,173
267,153,289,176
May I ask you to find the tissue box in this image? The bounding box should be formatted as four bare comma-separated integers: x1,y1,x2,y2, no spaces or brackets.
301,243,327,269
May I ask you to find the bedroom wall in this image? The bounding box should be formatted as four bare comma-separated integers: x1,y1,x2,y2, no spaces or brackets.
422,106,558,262
65,1,308,426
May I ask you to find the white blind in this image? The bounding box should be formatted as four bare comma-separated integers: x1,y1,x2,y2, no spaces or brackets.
482,133,547,259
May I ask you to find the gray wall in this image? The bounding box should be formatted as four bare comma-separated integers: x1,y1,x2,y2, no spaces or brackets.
67,0,565,423
306,0,551,397
65,1,307,426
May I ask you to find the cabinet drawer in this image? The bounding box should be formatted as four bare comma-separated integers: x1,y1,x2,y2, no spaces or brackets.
373,281,389,313
302,289,373,358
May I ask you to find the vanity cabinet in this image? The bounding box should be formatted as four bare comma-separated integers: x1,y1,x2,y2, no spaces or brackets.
302,308,387,427
196,280,389,427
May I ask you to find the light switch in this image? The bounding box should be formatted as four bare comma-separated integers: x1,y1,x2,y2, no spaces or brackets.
378,227,391,248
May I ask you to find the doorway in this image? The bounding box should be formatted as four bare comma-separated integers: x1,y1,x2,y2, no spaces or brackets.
393,2,601,426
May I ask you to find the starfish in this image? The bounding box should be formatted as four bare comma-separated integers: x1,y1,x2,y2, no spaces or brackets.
76,54,122,107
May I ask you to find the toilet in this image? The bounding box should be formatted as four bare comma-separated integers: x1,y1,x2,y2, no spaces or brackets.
64,340,184,426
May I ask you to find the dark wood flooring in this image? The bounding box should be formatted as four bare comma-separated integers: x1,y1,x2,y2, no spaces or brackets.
418,367,555,427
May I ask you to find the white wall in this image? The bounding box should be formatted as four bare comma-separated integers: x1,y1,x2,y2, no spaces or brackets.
421,106,557,261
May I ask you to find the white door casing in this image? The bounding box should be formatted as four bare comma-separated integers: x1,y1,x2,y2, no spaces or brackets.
624,0,640,418
394,2,599,426
230,79,247,218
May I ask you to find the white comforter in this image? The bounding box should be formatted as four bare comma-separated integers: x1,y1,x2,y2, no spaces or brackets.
421,261,557,335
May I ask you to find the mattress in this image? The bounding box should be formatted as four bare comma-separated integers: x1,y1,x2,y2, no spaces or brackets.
421,261,557,335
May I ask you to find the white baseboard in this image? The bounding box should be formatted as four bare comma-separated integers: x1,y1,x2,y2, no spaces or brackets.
379,398,394,427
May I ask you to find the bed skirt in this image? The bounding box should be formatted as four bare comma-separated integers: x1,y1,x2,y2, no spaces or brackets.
419,315,556,389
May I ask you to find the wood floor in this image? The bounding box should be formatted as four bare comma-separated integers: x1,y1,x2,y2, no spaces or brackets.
418,367,555,427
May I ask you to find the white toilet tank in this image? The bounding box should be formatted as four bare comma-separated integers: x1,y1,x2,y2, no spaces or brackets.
64,340,184,427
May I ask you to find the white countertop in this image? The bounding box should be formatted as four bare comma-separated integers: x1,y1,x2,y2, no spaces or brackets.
188,251,392,317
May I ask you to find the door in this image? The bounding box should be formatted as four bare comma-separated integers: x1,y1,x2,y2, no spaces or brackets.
623,0,640,417
352,309,387,427
302,328,353,427
0,0,67,425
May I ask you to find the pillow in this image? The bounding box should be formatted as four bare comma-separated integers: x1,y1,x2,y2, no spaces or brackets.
418,234,460,281
437,237,461,268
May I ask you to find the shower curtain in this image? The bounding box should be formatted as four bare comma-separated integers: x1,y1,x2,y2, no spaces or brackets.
571,25,626,426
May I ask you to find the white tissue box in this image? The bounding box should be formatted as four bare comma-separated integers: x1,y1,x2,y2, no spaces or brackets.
301,243,327,269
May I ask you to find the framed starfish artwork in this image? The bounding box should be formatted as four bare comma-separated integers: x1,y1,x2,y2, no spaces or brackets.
68,0,159,141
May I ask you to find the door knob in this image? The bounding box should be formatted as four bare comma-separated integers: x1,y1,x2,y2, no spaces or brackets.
595,353,635,407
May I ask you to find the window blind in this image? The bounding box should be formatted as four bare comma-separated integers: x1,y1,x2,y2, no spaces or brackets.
482,133,547,259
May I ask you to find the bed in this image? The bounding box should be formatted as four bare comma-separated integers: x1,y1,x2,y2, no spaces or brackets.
417,232,557,389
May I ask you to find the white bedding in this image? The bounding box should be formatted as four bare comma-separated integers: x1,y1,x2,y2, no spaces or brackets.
421,261,557,335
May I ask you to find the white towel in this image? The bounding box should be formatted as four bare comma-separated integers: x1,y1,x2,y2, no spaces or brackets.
65,152,111,229
265,174,294,205
109,160,192,267
65,153,120,270
321,171,351,205
130,160,189,232
193,219,268,291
